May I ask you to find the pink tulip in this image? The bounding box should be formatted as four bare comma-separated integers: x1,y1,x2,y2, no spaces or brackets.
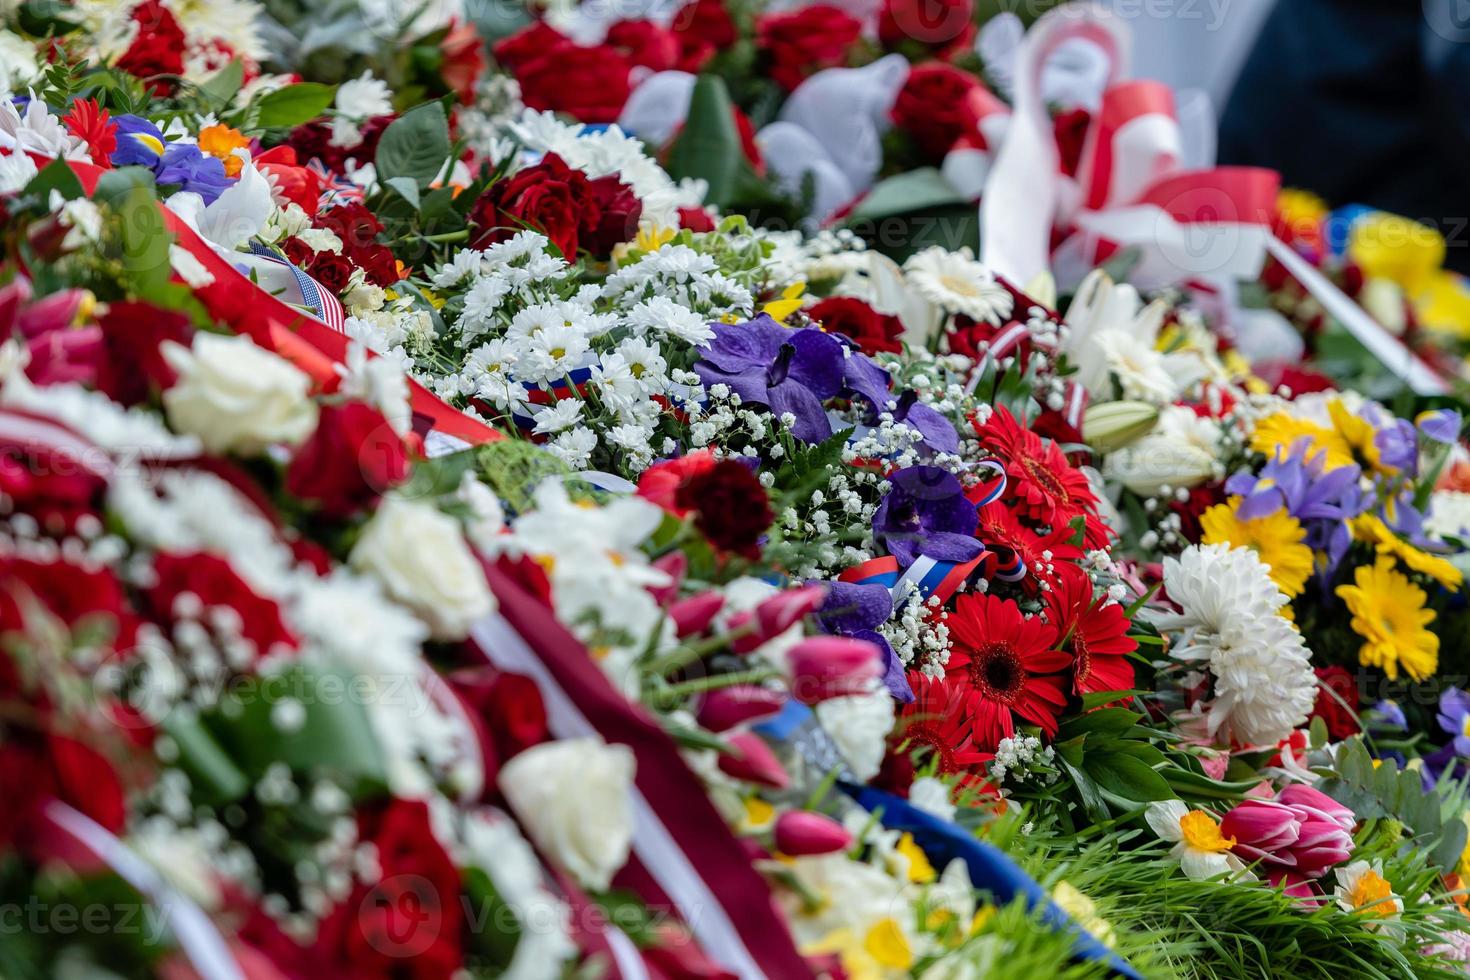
648,552,687,606
1220,800,1301,863
1220,788,1355,878
1267,869,1325,906
1278,784,1355,832
728,585,829,653
718,732,790,789
696,685,786,732
668,591,725,638
786,636,881,705
774,811,853,856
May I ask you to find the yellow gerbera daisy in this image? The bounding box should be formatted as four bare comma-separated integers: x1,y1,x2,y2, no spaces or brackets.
1350,514,1463,591
1336,556,1439,682
1249,412,1354,471
1200,499,1314,598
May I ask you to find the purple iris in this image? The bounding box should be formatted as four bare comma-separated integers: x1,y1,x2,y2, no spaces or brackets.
1372,699,1408,730
872,466,985,568
111,115,166,168
156,143,231,204
1438,688,1470,757
891,390,960,455
694,315,845,443
1226,440,1369,576
1374,416,1418,475
1418,408,1463,445
815,580,912,702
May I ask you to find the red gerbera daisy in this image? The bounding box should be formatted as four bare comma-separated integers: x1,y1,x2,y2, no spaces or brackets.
1046,564,1137,697
944,592,1071,750
62,99,117,168
972,501,1084,590
973,406,1106,545
896,672,994,777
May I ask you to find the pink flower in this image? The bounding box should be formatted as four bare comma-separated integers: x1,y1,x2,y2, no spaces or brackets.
1219,786,1355,879
718,732,790,789
668,591,725,638
787,636,881,704
696,685,786,731
730,584,828,652
774,811,852,856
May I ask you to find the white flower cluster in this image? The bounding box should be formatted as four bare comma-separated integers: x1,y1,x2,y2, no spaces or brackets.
1155,543,1317,747
879,590,952,676
987,733,1058,787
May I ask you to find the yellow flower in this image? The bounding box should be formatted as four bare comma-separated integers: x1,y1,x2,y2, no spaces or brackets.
896,832,936,884
1052,881,1117,949
1336,556,1439,681
1327,398,1397,477
1201,499,1314,598
1350,514,1462,591
1250,412,1354,471
1277,189,1328,240
1458,813,1470,878
803,919,913,980
1414,271,1470,338
1349,212,1445,296
762,282,806,322
198,124,250,178
636,225,677,252
741,796,775,834
864,918,913,970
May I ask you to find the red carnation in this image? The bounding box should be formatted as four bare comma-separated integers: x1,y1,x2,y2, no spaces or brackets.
581,175,644,257
808,296,904,355
891,63,1002,162
1310,666,1360,741
517,44,633,123
877,0,975,59
1046,563,1136,698
671,0,738,71
317,800,464,978
469,153,594,258
673,458,774,560
116,0,186,90
606,19,681,71
638,449,717,515
147,552,298,657
493,21,571,72
286,402,410,518
678,206,717,232
944,592,1070,750
756,4,863,92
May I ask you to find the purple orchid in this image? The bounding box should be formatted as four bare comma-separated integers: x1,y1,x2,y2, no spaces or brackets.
815,580,912,702
891,390,960,455
872,466,985,568
694,315,844,443
1438,687,1470,757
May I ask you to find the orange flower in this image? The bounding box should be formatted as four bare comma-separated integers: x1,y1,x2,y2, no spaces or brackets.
198,124,249,177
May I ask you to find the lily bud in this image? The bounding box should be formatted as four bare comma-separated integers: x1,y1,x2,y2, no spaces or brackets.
668,591,725,638
1082,400,1160,454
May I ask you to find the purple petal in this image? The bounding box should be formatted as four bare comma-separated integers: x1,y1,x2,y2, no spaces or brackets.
839,351,892,413
919,532,986,562
818,581,893,634
785,328,846,399
768,381,834,443
901,401,960,454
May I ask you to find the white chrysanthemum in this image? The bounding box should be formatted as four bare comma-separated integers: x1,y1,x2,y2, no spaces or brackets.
335,71,393,121
625,295,714,345
903,246,1014,325
814,680,894,782
1155,544,1316,747
1426,490,1470,541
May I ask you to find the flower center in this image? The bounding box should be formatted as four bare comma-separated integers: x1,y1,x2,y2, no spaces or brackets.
1347,870,1395,917
1023,454,1069,504
1178,810,1235,853
904,724,956,772
938,273,981,298
1072,635,1092,682
968,644,1025,703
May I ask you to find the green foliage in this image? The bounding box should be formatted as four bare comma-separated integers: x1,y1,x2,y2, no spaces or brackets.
376,101,453,188
248,81,337,129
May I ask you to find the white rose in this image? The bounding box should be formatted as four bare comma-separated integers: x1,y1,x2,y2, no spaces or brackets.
161,334,318,454
350,497,495,639
498,738,636,892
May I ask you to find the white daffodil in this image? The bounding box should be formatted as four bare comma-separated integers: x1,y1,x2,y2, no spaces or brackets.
1145,800,1251,881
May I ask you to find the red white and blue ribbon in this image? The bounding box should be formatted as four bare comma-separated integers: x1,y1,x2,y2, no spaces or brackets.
306,159,367,209
247,241,347,333
470,564,813,980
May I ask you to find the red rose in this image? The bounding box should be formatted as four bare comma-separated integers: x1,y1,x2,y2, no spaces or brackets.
809,297,905,355
254,145,323,217
449,668,549,793
286,401,410,518
0,444,106,533
678,206,717,232
147,552,298,657
317,800,463,978
606,19,680,71
307,251,353,294
440,20,487,103
493,21,571,72
1310,666,1361,741
581,175,644,257
116,0,186,90
355,244,402,287
281,236,313,268
756,4,863,92
48,734,128,835
285,116,391,173
638,450,717,516
671,0,738,71
470,153,594,258
891,62,1000,161
517,44,632,123
877,0,975,59
95,300,195,406
317,202,384,254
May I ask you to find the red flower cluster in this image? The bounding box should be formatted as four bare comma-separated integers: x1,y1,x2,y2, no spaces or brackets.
494,22,635,123
469,154,641,259
891,63,1006,162
756,4,863,92
286,401,411,519
312,203,402,287
115,0,186,91
973,406,1110,550
808,296,904,355
147,551,299,656
877,0,975,59
639,451,775,559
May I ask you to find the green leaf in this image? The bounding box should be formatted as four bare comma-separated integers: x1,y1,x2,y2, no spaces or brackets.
664,75,743,208
23,158,84,201
198,60,244,106
385,176,422,210
1162,766,1260,802
162,713,250,805
253,82,337,128
1078,689,1145,712
843,168,968,224
93,166,172,296
376,101,451,187
1058,707,1140,740
1085,752,1173,802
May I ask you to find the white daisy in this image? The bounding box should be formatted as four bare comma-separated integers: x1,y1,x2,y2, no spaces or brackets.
903,246,1014,325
